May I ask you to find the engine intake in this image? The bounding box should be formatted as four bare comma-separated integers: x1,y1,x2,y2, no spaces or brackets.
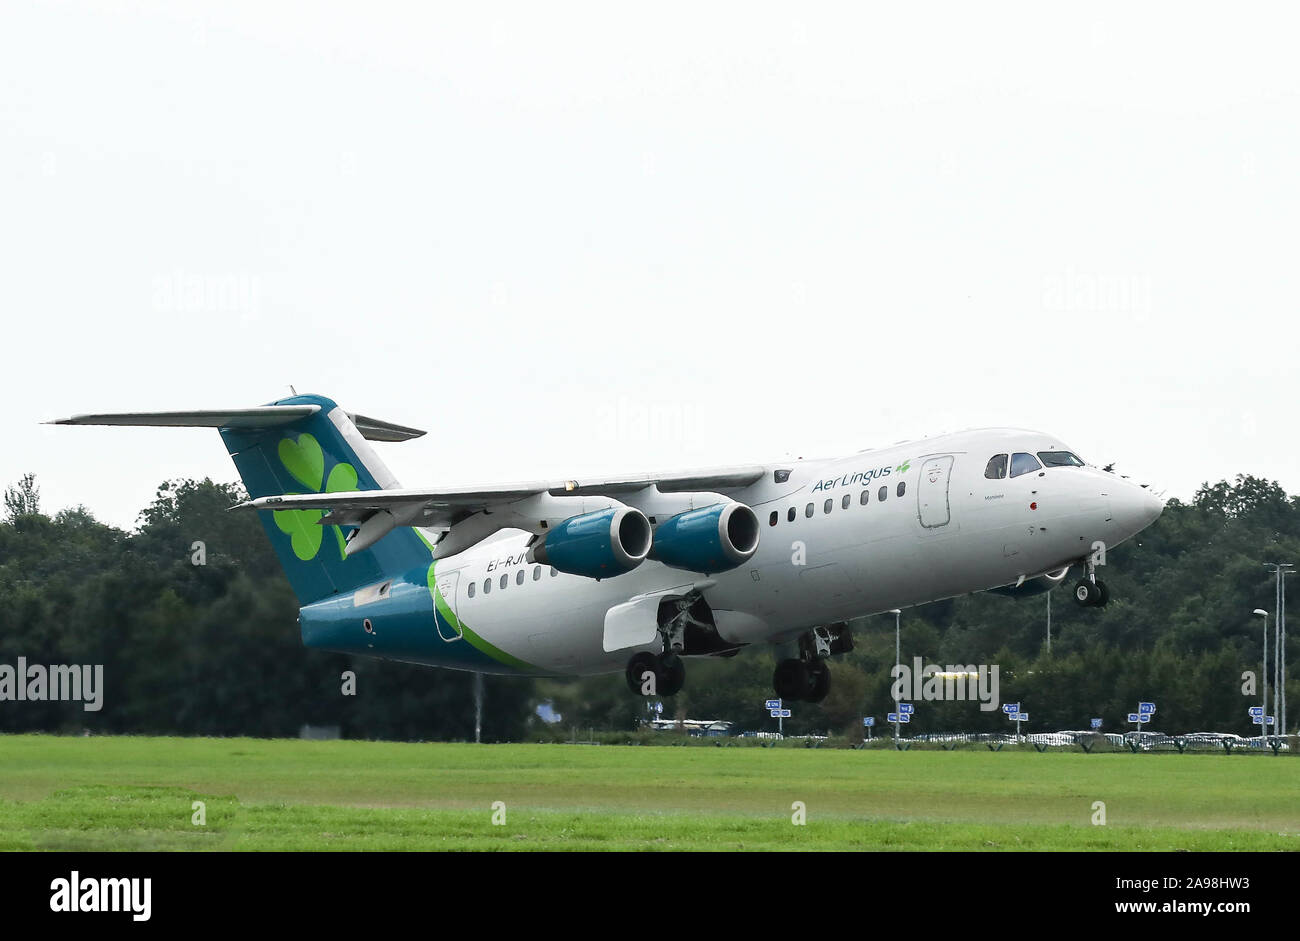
649,502,760,573
528,506,652,579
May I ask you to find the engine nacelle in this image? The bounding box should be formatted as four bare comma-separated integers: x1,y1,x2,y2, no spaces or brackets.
986,566,1071,599
648,502,760,574
527,506,652,579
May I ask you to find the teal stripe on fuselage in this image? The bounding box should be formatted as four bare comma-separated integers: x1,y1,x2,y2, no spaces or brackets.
299,563,522,673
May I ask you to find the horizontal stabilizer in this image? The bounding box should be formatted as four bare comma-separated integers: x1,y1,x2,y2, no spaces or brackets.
49,407,425,442
347,412,427,442
48,406,320,430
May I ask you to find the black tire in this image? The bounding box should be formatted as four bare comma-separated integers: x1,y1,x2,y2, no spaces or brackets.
1073,579,1100,607
806,661,831,703
1094,579,1110,607
625,652,659,695
773,658,809,702
658,654,686,697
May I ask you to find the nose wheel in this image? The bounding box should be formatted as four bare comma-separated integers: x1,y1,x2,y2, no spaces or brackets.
1073,551,1111,608
1073,577,1109,607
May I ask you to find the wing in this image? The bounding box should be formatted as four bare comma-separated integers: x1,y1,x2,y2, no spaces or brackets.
236,464,769,558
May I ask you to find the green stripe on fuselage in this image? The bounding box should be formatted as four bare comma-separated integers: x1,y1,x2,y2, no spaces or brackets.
422,545,542,674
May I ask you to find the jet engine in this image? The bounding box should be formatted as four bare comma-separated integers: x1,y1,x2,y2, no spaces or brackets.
527,506,652,579
648,502,760,574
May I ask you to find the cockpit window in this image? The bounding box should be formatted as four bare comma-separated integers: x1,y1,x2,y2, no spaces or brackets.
984,454,1008,479
1010,452,1042,478
1037,451,1085,468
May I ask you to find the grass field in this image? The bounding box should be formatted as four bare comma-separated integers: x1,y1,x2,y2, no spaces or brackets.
1,734,1297,850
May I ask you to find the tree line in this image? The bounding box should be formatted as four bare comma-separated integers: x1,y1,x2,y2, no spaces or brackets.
1,472,1296,741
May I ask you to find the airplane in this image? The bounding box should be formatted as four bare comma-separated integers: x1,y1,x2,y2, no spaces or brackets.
52,393,1164,703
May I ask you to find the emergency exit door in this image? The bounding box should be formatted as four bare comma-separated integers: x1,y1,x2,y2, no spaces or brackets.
434,571,464,641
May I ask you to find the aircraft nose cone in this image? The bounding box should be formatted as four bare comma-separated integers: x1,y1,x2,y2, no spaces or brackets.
1115,482,1163,534
1141,487,1164,526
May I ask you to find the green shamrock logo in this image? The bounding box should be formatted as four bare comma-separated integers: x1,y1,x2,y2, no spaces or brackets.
272,433,358,561
896,460,911,474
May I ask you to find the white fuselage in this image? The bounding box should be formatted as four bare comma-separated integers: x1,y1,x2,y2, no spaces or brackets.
434,428,1162,675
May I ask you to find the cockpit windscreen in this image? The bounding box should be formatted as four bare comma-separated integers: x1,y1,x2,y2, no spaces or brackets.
1037,451,1085,467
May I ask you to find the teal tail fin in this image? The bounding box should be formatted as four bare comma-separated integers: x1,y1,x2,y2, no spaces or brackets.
52,394,432,605
217,394,431,604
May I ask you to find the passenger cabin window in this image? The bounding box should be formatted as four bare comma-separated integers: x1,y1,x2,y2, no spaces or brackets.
483,578,491,594
550,566,558,577
533,566,542,581
1010,452,1042,478
842,494,851,510
769,510,778,527
897,481,906,498
516,569,525,585
805,503,814,518
500,574,508,590
878,485,887,502
985,454,1008,479
1037,451,1085,467
859,490,869,505
824,499,833,514
467,582,476,598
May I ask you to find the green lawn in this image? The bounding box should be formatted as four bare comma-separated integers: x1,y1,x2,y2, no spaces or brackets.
1,734,1296,850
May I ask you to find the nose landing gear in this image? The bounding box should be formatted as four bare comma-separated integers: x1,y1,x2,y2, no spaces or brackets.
1073,557,1110,607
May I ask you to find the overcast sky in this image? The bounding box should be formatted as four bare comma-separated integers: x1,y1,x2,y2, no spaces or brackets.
3,2,1297,529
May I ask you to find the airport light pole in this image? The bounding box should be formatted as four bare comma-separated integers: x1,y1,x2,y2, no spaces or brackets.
1279,566,1289,733
1264,563,1294,736
891,609,902,742
1254,609,1268,741
474,671,484,744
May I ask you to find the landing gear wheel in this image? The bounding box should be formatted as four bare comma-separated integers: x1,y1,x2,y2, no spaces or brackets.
1073,579,1101,607
1093,579,1110,607
658,654,686,697
805,660,831,704
773,658,809,702
625,652,659,695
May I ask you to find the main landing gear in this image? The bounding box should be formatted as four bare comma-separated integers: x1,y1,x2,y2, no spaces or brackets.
1073,556,1109,608
625,651,685,697
773,658,830,703
624,591,723,697
772,623,852,704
